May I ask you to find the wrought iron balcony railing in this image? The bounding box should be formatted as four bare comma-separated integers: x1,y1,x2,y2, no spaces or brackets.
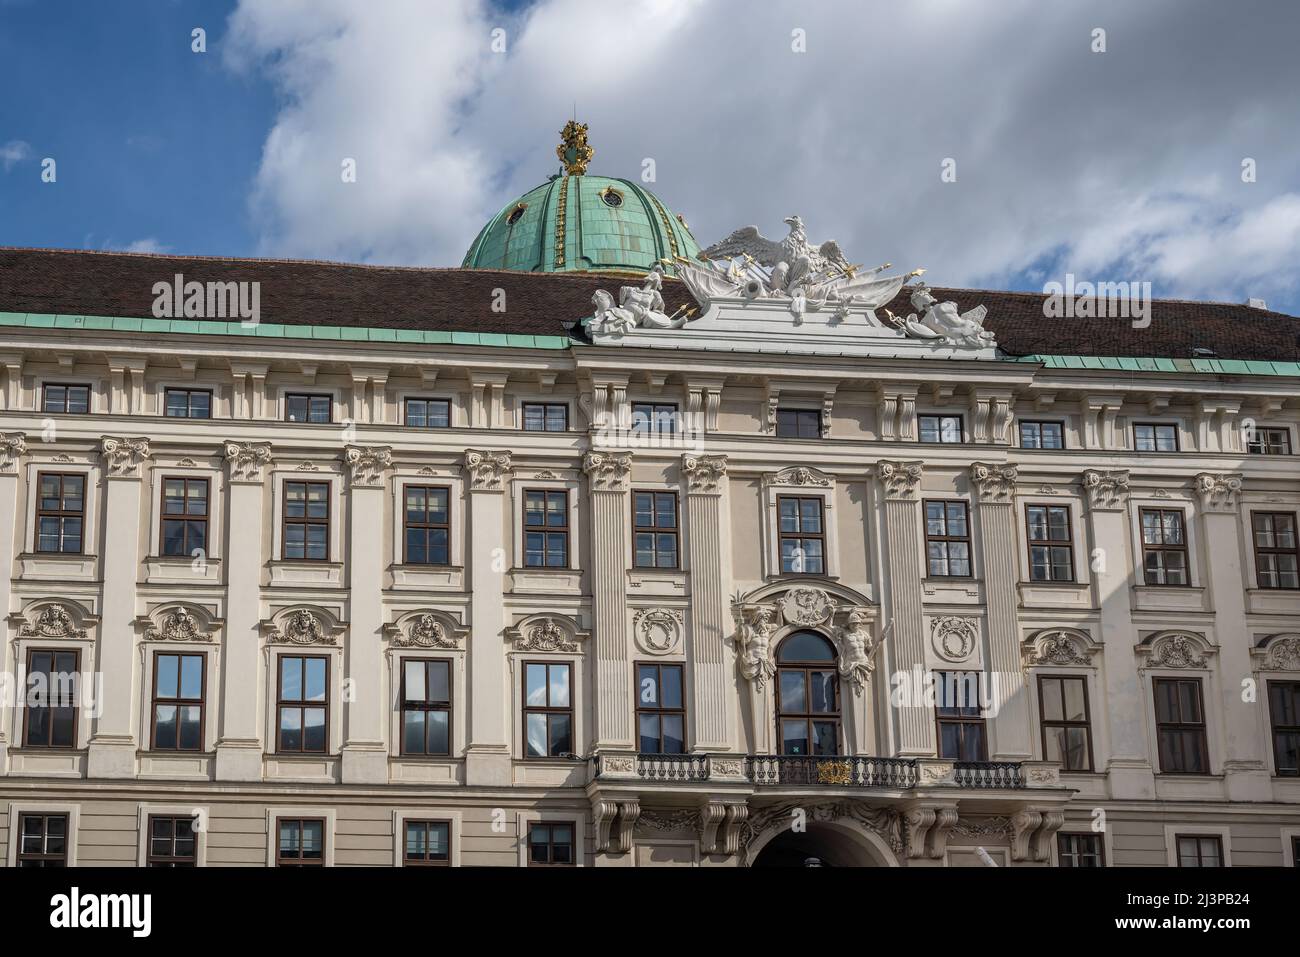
746,755,919,788
636,753,712,781
953,761,1024,789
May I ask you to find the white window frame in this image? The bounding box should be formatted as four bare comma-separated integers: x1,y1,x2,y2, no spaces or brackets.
510,651,585,763
1143,665,1222,777
136,803,210,866
511,477,581,571
516,808,585,868
7,622,97,755
137,637,221,755
270,469,343,564
153,381,223,419
1129,497,1199,588
392,808,463,867
387,646,467,760
392,473,464,569
146,464,223,562
6,802,81,866
1128,418,1187,453
24,461,99,556
263,644,346,759
1163,824,1232,867
396,391,460,429
1016,495,1089,586
514,395,574,432
266,807,336,867
761,474,839,579
278,385,343,425
37,378,104,415
628,482,688,572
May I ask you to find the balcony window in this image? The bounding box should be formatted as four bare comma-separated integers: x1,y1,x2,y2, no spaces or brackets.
776,632,840,756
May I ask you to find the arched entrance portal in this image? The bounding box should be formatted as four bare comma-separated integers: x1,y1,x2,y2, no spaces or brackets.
749,822,896,867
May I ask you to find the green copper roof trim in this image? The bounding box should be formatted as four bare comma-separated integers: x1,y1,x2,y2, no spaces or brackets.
1014,353,1300,376
0,311,571,350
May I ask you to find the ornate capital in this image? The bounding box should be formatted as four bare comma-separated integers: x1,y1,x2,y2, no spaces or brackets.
969,462,1018,505
582,450,631,492
681,453,727,494
877,460,923,501
344,445,392,487
464,449,513,491
1195,472,1242,513
100,436,150,478
0,432,26,474
1081,469,1129,511
224,442,273,483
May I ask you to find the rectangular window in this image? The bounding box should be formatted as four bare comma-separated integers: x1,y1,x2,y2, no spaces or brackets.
633,491,678,568
277,656,328,753
919,414,963,443
151,653,205,751
1133,423,1178,452
403,485,450,565
1154,677,1209,774
1026,504,1074,582
1140,508,1188,585
777,495,825,575
1038,675,1093,771
1176,834,1223,868
16,814,68,867
527,822,575,866
404,821,451,866
23,649,78,749
36,472,85,554
523,662,572,758
631,402,678,435
1057,833,1104,867
404,397,451,429
776,408,821,438
523,489,568,568
925,500,972,577
160,477,209,557
164,388,212,419
1019,420,1065,450
283,481,330,561
636,663,685,754
1247,427,1291,455
147,815,197,867
522,402,568,432
1253,512,1299,590
935,672,986,761
401,658,451,756
277,818,325,866
1268,680,1300,777
42,383,90,415
285,393,332,424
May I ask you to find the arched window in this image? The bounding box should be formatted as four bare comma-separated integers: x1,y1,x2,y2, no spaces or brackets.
776,631,840,756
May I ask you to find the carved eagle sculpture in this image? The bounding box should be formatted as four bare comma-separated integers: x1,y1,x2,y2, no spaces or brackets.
702,215,852,291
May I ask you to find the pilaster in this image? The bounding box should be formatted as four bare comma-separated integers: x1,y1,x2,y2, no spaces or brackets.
682,454,734,750
0,433,25,770
583,451,633,750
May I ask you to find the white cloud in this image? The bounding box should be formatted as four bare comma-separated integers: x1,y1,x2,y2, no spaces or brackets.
117,238,170,254
1,139,31,171
224,0,1300,311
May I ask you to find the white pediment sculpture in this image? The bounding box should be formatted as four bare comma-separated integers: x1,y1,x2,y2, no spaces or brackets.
584,215,998,358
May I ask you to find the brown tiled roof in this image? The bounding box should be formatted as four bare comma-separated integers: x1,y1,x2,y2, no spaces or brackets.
2,247,1298,361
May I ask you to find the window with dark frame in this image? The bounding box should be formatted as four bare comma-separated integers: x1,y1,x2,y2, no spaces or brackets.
35,472,85,554
523,661,572,758
1293,836,1300,867
527,822,575,866
401,658,451,756
1019,420,1065,449
1026,504,1074,582
147,815,197,867
1252,511,1299,590
164,388,212,419
16,813,69,867
523,489,568,567
1154,677,1209,774
151,652,204,751
1268,680,1300,777
1175,834,1223,867
935,671,987,761
919,414,963,443
1140,508,1189,585
276,818,325,866
1247,427,1291,455
776,408,822,439
42,383,90,415
522,402,568,432
404,397,451,429
631,402,678,434
277,655,328,753
403,820,451,866
633,491,678,568
776,632,841,756
925,500,972,577
1057,833,1104,867
777,495,825,574
1133,422,1178,452
285,393,331,424
283,481,329,561
23,648,78,749
636,662,685,754
1038,674,1093,771
403,485,450,565
160,477,209,557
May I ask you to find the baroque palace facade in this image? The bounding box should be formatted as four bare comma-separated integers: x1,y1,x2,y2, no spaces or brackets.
0,126,1298,867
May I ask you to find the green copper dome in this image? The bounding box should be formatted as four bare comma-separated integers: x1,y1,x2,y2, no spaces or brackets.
461,123,700,275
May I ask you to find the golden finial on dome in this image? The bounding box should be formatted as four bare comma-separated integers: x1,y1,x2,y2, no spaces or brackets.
556,120,594,176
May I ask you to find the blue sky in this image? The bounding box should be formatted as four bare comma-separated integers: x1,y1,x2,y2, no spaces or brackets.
2,0,1299,315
